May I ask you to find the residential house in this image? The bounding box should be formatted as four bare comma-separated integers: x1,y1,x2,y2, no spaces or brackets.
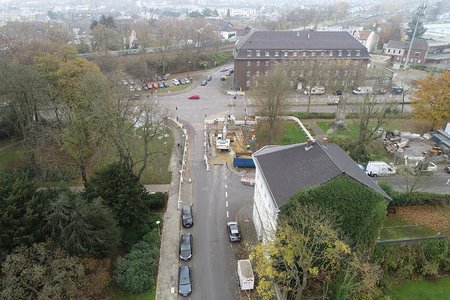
425,42,450,70
384,39,429,69
233,30,370,90
354,30,379,53
252,141,390,244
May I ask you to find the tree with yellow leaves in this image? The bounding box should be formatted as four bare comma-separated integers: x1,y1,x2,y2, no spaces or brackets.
250,203,351,300
412,71,450,130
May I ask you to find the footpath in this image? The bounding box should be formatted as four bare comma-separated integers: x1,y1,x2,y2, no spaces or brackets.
153,119,195,299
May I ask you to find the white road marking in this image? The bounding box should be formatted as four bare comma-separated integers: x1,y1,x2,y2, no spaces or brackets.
225,184,227,189
226,211,229,218
225,191,228,198
226,201,228,207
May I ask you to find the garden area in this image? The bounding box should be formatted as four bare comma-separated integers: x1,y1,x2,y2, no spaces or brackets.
388,276,450,300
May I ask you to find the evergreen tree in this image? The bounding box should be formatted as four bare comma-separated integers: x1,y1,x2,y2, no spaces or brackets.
406,18,427,41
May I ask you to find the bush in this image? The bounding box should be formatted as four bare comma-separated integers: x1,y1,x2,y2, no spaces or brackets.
373,239,449,281
114,238,160,294
379,183,450,206
290,112,336,119
147,192,166,210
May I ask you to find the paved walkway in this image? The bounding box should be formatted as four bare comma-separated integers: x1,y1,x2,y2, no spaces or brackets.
306,121,327,140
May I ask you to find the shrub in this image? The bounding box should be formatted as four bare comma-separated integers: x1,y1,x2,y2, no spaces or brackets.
379,183,450,206
147,192,166,210
114,246,158,294
290,112,336,119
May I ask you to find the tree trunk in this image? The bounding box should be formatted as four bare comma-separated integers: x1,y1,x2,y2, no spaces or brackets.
79,145,88,185
295,273,308,300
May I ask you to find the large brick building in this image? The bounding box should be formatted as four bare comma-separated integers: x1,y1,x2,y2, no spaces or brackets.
233,30,370,90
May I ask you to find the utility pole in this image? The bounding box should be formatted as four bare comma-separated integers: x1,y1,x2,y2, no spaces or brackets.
403,1,427,70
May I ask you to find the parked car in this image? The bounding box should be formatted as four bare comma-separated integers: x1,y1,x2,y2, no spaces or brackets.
225,70,233,76
227,222,241,242
220,75,227,81
334,90,343,95
353,86,373,95
375,88,387,95
163,82,169,88
179,78,186,85
152,83,159,89
415,161,437,172
159,82,165,88
444,166,450,173
188,95,200,100
162,74,169,80
327,97,339,105
207,75,212,81
172,79,180,86
181,206,193,227
391,87,403,95
179,233,193,260
304,86,325,95
201,80,207,86
220,67,228,72
178,266,192,297
155,75,163,81
184,78,190,84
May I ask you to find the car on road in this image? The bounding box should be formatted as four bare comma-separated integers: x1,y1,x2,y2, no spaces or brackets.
188,94,200,100
327,97,339,105
220,67,228,72
207,75,212,81
179,233,193,260
172,79,180,86
227,222,241,242
184,78,190,84
304,86,325,95
179,78,186,85
225,69,234,76
444,166,450,173
391,87,403,95
353,86,373,95
178,266,192,297
201,80,207,86
181,206,193,227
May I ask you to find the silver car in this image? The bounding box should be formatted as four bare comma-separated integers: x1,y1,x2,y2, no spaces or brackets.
227,222,241,242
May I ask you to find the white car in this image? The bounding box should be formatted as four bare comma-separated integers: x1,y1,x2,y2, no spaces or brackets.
172,79,180,86
220,67,228,72
184,78,190,84
353,86,373,95
415,161,437,172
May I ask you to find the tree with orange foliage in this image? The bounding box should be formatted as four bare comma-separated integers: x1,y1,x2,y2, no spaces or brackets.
412,71,450,130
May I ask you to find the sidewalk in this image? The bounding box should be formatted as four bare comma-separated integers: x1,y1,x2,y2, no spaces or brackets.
155,120,195,299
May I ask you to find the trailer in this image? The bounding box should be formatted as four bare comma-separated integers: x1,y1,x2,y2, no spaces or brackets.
237,259,254,291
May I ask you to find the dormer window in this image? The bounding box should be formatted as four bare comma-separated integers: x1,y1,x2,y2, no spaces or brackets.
338,50,342,57
265,50,270,57
283,51,288,57
356,50,361,57
311,51,315,57
293,51,297,57
246,50,252,57
347,50,351,57
274,51,279,57
256,50,261,57
329,50,333,57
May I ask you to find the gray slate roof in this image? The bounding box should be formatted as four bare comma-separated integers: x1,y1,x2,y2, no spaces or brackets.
253,142,390,208
235,30,369,58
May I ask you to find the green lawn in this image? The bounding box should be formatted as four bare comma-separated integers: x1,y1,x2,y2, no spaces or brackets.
112,286,156,300
279,121,309,145
388,276,450,300
0,141,27,171
316,121,360,139
379,215,439,241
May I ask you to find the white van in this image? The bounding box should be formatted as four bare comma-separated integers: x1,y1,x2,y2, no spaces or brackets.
366,161,396,177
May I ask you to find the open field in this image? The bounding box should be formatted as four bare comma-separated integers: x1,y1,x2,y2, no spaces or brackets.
388,276,450,300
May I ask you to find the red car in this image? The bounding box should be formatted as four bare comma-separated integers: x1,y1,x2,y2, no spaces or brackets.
188,95,200,100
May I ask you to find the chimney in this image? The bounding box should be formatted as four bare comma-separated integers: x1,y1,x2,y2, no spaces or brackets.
305,139,314,151
322,137,328,144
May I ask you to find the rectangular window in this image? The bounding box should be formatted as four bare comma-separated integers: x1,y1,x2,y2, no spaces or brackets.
311,51,315,57
329,50,333,57
247,61,251,67
321,51,325,56
388,49,391,53
347,50,351,57
256,61,260,67
264,70,268,76
393,49,396,54
246,70,251,77
356,50,361,56
246,80,250,87
255,70,260,76
274,51,279,57
265,61,269,67
303,51,306,57
283,51,288,57
265,51,270,57
338,50,342,57
293,51,297,57
256,50,261,57
246,50,252,57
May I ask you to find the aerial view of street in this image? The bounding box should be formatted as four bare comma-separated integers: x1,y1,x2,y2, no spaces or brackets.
0,0,449,299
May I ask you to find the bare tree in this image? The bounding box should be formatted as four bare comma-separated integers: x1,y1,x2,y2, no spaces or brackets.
252,63,291,144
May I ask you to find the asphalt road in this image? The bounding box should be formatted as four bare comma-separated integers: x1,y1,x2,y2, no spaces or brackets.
150,67,436,299
374,172,450,194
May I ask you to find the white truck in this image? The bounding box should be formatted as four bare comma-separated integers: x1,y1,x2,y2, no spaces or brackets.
237,259,254,291
366,161,396,177
216,115,231,151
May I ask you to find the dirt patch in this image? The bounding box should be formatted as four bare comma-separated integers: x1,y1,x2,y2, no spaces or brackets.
396,205,450,240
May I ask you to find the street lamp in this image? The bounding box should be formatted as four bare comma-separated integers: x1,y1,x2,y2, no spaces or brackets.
155,220,161,237
188,61,191,81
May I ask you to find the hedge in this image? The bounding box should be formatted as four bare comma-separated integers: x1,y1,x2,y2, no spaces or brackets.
283,175,388,250
380,183,450,206
290,112,336,119
373,239,449,283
